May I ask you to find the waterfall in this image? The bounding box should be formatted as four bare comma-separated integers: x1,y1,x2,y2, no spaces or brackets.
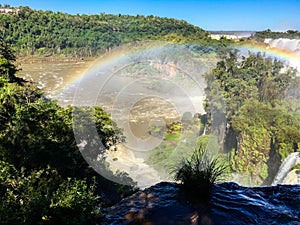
264,38,300,52
271,152,300,186
106,144,164,188
264,38,300,71
202,126,207,136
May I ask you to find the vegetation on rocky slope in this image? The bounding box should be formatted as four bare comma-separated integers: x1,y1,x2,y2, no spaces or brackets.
1,5,300,223
204,49,300,185
0,39,136,224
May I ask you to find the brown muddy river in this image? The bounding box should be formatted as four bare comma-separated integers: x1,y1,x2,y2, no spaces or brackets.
17,59,95,99
16,44,213,187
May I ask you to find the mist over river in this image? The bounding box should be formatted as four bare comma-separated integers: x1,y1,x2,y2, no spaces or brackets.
17,43,214,187
16,40,300,188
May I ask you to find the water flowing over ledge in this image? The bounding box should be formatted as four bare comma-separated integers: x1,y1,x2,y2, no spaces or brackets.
272,152,300,186
104,182,300,224
264,38,300,53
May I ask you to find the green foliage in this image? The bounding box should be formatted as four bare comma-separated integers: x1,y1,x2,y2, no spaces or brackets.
204,48,300,185
205,50,296,124
49,178,99,225
174,144,227,202
0,58,16,81
253,29,300,39
146,118,203,174
230,100,300,184
0,39,137,224
0,39,17,81
0,6,216,57
0,79,124,179
0,161,100,225
291,164,300,171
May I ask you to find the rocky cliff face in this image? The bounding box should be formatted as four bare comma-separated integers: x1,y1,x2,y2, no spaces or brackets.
104,182,207,225
284,169,300,185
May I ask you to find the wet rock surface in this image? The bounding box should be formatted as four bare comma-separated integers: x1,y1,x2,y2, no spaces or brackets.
104,182,300,225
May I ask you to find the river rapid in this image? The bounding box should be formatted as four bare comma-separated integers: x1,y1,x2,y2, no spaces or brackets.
17,43,213,188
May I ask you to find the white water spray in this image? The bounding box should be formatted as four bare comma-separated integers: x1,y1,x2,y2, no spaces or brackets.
106,144,164,188
264,38,300,53
264,38,300,70
272,152,300,186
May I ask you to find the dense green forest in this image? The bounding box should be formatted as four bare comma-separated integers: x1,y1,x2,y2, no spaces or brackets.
0,39,137,224
253,29,300,39
204,50,300,185
0,6,225,57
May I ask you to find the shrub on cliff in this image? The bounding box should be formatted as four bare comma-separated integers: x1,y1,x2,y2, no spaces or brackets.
174,144,227,202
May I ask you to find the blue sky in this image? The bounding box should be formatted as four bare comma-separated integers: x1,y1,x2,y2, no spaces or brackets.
4,0,300,31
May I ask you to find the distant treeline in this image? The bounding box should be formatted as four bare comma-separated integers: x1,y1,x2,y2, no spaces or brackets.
253,29,300,39
0,6,224,57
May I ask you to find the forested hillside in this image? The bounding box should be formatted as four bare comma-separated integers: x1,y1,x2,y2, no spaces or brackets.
204,50,300,185
0,6,218,57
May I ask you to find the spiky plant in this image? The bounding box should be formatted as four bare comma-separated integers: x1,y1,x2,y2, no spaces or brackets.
174,144,227,202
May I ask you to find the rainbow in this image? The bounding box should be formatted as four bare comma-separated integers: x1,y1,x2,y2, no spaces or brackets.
59,41,170,92
234,41,300,70
59,40,300,96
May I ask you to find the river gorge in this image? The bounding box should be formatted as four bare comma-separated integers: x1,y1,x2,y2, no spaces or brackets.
17,39,300,188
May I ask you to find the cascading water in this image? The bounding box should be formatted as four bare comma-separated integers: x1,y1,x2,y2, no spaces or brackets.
202,126,207,136
272,152,300,186
264,38,300,52
261,38,300,186
106,144,164,188
104,182,300,224
17,43,215,188
263,38,300,71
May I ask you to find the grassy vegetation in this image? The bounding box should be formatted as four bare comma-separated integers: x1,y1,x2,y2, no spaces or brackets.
174,144,227,202
146,118,202,174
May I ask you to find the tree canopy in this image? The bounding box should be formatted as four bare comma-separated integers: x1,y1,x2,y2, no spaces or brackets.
0,39,136,224
253,29,300,39
204,49,300,185
0,6,221,57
